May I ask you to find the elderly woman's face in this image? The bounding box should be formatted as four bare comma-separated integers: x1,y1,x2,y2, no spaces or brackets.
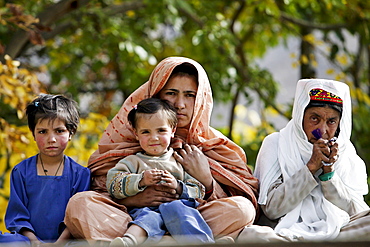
303,106,340,143
158,75,197,129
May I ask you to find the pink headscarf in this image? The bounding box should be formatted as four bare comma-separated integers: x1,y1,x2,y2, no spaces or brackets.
88,57,258,208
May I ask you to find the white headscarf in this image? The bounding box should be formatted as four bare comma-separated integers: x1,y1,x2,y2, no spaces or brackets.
256,79,368,240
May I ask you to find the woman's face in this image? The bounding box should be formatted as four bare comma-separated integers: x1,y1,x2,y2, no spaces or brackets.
303,106,340,143
158,75,198,129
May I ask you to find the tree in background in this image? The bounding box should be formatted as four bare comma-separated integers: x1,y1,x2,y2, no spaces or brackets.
0,56,44,230
1,0,370,231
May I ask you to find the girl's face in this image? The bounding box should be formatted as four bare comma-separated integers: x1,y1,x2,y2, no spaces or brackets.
134,111,176,156
157,75,197,129
34,118,70,158
303,106,340,143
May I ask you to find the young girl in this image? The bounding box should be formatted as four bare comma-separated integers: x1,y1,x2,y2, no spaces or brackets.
2,94,90,245
107,98,214,247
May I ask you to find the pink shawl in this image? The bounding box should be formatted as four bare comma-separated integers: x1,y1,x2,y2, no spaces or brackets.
88,57,258,208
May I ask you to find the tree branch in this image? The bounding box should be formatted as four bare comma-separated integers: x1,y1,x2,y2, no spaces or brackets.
4,0,90,60
3,0,146,60
280,12,348,31
230,0,246,35
177,6,204,28
43,1,146,41
179,3,289,127
103,1,146,16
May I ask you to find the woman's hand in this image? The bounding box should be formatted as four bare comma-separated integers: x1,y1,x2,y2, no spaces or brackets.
118,184,179,208
307,139,338,174
322,142,339,173
174,144,213,191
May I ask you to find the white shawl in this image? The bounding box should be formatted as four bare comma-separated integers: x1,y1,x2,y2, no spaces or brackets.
255,79,368,240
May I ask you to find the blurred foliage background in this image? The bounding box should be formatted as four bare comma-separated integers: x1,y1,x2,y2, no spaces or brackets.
1,0,370,232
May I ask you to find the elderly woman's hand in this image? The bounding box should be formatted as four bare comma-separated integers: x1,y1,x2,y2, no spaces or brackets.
322,142,339,173
174,144,213,191
307,139,338,174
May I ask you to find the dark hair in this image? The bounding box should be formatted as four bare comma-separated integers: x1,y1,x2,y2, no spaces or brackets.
305,101,343,117
26,94,80,136
128,98,177,129
304,101,342,137
169,63,198,84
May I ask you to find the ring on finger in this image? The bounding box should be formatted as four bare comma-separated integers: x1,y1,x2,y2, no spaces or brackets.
321,160,332,166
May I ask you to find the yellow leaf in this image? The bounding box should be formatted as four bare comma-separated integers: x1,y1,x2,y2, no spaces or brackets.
235,104,248,118
326,2,333,10
17,109,24,119
303,34,315,44
336,54,348,65
11,60,20,67
1,78,15,95
126,10,135,17
312,60,318,68
265,106,279,116
326,68,335,75
20,134,30,144
15,86,27,98
301,55,309,64
335,72,346,81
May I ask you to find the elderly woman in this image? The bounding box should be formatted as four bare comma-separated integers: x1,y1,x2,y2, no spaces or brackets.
254,78,370,241
65,57,259,243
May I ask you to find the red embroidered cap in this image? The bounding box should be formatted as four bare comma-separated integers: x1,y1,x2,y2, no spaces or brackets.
309,88,343,106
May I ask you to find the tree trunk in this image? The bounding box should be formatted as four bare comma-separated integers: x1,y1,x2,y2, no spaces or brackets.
227,90,239,139
300,26,316,79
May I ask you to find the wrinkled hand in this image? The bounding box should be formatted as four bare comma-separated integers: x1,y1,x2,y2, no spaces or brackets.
118,184,179,208
307,139,339,174
323,142,339,173
140,168,163,187
174,144,213,191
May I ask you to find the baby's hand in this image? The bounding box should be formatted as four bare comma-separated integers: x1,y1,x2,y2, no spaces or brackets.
159,170,178,190
139,168,163,187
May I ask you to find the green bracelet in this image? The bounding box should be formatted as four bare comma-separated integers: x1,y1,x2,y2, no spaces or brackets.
319,171,334,181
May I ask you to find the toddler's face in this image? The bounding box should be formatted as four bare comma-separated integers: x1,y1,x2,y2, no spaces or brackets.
134,112,175,156
34,118,70,158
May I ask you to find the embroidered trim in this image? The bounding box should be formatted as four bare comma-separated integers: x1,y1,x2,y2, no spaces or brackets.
309,88,343,105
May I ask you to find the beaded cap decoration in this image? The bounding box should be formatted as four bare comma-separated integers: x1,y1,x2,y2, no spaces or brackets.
309,88,343,106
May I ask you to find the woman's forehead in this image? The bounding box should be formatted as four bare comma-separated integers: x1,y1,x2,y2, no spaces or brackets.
163,75,198,91
304,106,341,117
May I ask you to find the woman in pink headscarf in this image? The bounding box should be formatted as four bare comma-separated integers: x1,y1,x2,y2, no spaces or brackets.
65,57,259,244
